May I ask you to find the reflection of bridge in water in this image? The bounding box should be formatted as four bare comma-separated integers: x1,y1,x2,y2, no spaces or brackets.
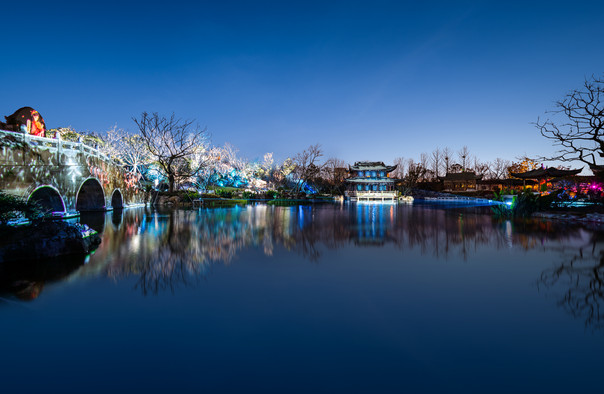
0,130,144,214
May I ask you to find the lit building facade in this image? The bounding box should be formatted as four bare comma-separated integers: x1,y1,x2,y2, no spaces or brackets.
345,161,397,201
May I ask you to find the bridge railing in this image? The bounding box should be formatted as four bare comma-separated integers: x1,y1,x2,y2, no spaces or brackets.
0,129,114,164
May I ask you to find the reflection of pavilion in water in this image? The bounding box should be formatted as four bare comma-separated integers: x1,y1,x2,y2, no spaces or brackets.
352,203,397,246
348,203,507,257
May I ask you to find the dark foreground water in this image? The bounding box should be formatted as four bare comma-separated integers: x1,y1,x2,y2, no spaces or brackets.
2,203,604,393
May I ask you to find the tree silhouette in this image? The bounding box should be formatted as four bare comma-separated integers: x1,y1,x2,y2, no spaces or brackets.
133,112,207,192
537,75,604,171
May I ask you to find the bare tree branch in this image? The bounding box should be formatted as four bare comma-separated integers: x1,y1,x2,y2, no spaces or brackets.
292,144,324,194
133,112,208,192
536,75,604,169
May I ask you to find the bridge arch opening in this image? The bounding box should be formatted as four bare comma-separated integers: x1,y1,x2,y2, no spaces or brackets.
28,185,65,215
76,178,106,212
111,189,124,209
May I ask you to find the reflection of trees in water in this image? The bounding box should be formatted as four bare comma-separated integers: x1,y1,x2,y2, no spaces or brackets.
389,206,586,261
86,205,593,295
539,232,604,330
88,207,302,294
283,205,349,261
88,206,348,293
390,207,501,260
133,211,206,295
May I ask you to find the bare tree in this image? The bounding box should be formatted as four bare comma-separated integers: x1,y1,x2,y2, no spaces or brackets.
323,157,347,184
489,158,510,179
442,147,452,174
458,146,471,172
400,159,426,194
292,144,324,193
101,126,152,180
536,75,604,171
419,152,430,181
392,157,406,179
431,148,442,178
133,112,208,192
472,157,489,177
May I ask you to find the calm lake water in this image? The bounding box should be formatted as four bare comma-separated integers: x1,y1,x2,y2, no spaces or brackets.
2,203,604,393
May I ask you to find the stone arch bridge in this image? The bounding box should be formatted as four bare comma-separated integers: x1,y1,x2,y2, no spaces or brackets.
0,130,145,215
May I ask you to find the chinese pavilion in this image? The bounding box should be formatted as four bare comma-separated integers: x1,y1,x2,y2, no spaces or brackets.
510,166,582,193
346,161,397,201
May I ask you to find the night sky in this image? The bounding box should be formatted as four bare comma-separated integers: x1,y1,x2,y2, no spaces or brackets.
1,0,603,166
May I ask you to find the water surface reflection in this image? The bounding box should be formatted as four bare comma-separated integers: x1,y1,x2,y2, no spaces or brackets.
3,203,604,328
538,231,604,330
3,203,604,393
82,205,590,285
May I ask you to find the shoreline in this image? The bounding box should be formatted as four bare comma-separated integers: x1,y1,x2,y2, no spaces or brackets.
534,211,604,225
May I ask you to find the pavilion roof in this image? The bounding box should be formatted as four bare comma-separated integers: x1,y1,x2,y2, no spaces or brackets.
349,161,397,172
510,167,582,179
589,164,604,175
346,177,395,183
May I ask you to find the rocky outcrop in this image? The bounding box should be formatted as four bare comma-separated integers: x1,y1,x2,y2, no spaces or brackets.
0,221,101,262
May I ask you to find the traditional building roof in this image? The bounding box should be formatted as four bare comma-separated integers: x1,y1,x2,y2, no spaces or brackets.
589,164,604,176
439,172,483,181
347,177,395,183
349,161,397,172
510,167,582,179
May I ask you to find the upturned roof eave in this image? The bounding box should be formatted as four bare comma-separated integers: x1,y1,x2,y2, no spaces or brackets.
511,167,582,179
349,162,397,172
346,178,396,183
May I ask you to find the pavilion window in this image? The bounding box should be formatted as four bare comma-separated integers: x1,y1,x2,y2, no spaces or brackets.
358,171,364,177
357,185,362,191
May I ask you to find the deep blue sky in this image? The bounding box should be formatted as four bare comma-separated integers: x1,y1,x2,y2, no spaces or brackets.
1,0,603,166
